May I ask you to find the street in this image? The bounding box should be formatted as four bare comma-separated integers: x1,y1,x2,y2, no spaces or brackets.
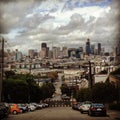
51,73,63,101
4,107,120,120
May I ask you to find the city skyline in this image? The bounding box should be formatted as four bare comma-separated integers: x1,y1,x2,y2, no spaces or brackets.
0,0,119,54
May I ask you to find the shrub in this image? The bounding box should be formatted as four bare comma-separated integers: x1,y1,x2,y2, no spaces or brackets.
109,103,120,111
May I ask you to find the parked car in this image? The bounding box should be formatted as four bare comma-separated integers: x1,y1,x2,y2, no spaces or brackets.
79,101,91,113
31,103,42,109
41,103,49,108
3,102,10,117
72,103,80,110
9,104,21,114
0,102,10,119
27,103,36,111
88,103,106,116
61,95,70,100
17,104,28,113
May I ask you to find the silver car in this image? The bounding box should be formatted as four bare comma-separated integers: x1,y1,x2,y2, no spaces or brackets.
79,101,91,113
27,104,36,111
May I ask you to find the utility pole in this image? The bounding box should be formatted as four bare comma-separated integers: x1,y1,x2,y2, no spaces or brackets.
88,61,93,89
29,56,32,74
0,37,4,102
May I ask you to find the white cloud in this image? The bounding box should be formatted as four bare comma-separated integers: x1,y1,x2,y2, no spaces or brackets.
0,0,119,53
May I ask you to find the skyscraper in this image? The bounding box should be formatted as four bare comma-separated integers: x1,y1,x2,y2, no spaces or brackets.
86,39,91,55
40,42,48,59
41,43,47,48
15,49,22,62
91,44,95,55
52,47,61,59
28,49,35,58
98,43,101,55
62,47,68,57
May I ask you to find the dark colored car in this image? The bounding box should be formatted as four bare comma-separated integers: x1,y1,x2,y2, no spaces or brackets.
0,103,10,119
88,103,106,116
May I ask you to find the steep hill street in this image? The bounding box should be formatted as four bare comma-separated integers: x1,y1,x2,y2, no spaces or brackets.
4,107,120,120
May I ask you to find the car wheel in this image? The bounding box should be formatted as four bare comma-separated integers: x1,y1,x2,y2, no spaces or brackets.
88,111,92,116
81,111,83,114
103,112,106,116
28,108,30,112
20,109,23,113
13,110,17,115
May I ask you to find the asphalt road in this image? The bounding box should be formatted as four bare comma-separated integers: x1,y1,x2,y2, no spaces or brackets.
4,107,120,120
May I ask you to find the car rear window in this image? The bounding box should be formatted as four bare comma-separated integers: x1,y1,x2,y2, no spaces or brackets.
92,104,104,108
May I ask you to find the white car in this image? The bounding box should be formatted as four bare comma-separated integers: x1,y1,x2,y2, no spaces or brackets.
79,101,91,113
41,103,49,108
27,104,36,111
31,103,43,109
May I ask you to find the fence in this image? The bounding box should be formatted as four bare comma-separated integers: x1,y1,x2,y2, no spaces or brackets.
44,100,71,107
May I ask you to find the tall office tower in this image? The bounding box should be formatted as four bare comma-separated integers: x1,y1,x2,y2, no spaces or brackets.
34,50,38,58
46,47,49,58
101,48,105,56
86,39,91,55
98,43,101,55
91,44,95,55
15,49,22,62
28,49,35,58
41,43,47,48
79,47,83,52
94,49,98,55
40,42,48,59
52,47,60,59
62,47,68,57
68,48,76,58
48,50,53,59
39,50,46,59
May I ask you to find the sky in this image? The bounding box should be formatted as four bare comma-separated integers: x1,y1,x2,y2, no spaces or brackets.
0,0,120,54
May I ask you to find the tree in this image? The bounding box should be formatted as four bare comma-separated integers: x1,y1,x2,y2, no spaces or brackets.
4,70,15,79
41,82,55,100
3,72,56,103
3,79,29,103
92,82,118,103
76,88,92,102
60,84,70,96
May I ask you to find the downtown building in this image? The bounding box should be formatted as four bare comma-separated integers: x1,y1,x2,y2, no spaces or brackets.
28,49,38,59
98,43,101,55
52,47,61,59
85,39,91,55
39,43,49,59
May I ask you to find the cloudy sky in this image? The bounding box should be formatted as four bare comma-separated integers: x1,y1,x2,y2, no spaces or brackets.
0,0,120,54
